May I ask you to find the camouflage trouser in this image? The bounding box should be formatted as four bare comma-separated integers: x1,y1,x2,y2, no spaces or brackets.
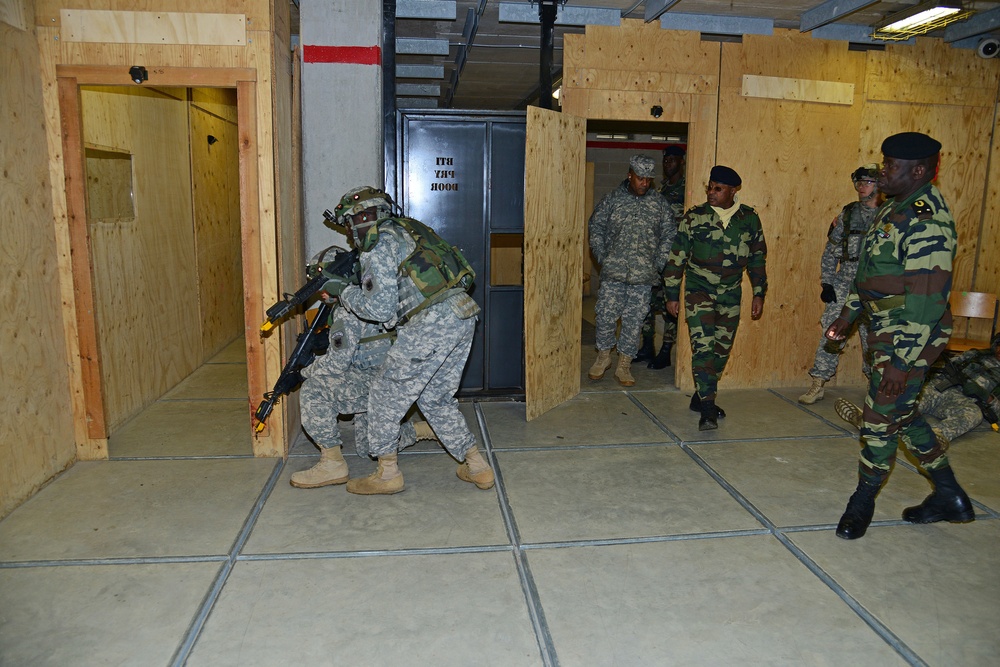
918,384,983,443
595,280,652,357
639,282,678,346
857,315,951,484
367,302,477,460
809,279,870,380
684,288,741,401
300,357,417,458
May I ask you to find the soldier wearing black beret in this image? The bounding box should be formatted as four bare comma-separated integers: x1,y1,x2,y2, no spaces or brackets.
827,132,974,540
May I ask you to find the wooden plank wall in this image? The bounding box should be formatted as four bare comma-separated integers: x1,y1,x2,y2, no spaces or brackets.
82,85,201,431
190,88,244,358
33,0,284,461
1,8,78,519
563,22,1000,393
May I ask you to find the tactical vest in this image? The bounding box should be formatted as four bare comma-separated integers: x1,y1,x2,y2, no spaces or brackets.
836,203,871,262
380,217,475,324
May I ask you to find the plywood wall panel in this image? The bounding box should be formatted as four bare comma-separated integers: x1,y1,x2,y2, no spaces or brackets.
1,17,77,519
976,105,1000,297
715,32,869,389
35,0,270,30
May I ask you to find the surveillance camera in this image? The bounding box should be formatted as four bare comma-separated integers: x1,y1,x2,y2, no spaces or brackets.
129,65,148,84
650,105,663,118
977,37,999,59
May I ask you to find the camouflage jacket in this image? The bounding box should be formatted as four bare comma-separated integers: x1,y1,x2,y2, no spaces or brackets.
323,305,393,373
588,180,676,285
663,201,768,300
934,348,1000,409
659,176,686,220
820,201,879,285
841,183,956,372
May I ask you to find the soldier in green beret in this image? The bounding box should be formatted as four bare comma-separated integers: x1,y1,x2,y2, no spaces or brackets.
826,132,975,539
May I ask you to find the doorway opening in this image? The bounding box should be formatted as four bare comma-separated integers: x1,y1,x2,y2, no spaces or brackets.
582,119,689,391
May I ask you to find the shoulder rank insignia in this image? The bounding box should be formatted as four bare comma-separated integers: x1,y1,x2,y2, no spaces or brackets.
912,199,933,216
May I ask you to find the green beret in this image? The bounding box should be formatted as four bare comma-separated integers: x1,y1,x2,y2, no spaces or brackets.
709,165,741,187
881,132,941,160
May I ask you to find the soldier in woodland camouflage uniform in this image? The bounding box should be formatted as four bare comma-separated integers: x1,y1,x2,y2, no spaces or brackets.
332,186,494,495
292,302,435,489
634,146,686,370
664,165,768,431
836,332,1000,444
798,165,881,405
588,155,676,387
827,132,974,540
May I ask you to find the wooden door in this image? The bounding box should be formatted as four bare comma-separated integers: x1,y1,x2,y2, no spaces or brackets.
523,106,587,420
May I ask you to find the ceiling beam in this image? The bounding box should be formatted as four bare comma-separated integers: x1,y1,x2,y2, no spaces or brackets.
396,38,450,55
799,0,879,33
943,6,1000,42
498,2,620,27
659,13,773,36
397,0,456,20
643,0,682,24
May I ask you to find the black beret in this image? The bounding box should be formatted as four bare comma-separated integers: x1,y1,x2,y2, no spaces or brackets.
881,132,941,160
663,145,686,157
709,165,741,187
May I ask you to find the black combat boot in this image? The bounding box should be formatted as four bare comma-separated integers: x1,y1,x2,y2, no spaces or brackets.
649,342,672,369
836,478,881,540
902,466,975,524
633,334,655,363
690,393,725,418
698,399,719,431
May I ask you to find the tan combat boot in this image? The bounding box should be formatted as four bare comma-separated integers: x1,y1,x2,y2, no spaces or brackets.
457,445,495,490
290,446,349,488
798,376,826,404
346,454,404,495
588,349,612,380
835,398,863,429
614,354,635,387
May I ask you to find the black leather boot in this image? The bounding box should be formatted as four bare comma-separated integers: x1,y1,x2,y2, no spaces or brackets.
690,393,725,418
698,399,718,431
836,479,881,540
649,342,672,369
633,334,655,363
902,466,975,524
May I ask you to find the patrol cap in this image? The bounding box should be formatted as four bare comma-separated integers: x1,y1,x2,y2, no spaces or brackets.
881,132,941,160
663,145,686,157
709,165,741,187
629,155,656,178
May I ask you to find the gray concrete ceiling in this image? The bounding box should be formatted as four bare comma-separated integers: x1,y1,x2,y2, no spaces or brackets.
294,2,1000,110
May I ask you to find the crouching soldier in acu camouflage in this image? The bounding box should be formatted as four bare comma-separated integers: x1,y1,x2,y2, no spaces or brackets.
664,165,767,431
292,295,436,488
332,186,494,495
827,132,974,540
588,154,676,386
798,165,881,404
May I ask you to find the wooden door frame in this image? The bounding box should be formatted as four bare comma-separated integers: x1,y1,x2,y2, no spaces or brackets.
56,65,265,458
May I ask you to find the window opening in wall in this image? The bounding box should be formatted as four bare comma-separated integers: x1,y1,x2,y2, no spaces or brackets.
490,233,523,286
84,147,135,221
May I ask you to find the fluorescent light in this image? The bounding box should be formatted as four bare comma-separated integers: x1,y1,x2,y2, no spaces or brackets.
872,2,973,41
883,7,960,32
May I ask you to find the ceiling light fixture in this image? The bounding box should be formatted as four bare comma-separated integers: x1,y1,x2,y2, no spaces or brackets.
872,2,973,41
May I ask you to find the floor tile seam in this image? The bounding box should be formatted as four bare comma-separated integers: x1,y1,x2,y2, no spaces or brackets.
170,457,285,667
474,402,559,667
626,393,682,443
768,528,929,667
766,387,858,434
682,433,851,445
891,459,1000,517
108,455,257,461
236,545,513,562
517,529,774,551
0,555,230,569
158,397,248,402
489,441,683,453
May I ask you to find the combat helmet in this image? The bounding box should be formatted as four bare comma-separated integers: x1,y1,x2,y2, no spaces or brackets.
334,186,395,250
851,164,879,183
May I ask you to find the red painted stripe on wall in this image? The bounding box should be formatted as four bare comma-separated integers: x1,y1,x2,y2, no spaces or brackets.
303,45,381,65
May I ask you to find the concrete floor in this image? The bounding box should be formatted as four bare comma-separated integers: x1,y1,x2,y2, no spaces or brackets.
1,332,999,667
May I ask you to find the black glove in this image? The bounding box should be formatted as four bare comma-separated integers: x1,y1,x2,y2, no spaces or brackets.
820,283,836,304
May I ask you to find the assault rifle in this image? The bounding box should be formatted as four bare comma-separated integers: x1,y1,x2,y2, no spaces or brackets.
259,247,358,334
253,301,332,433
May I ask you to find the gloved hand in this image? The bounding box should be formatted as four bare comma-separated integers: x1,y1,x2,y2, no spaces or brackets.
820,283,836,304
320,273,352,301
